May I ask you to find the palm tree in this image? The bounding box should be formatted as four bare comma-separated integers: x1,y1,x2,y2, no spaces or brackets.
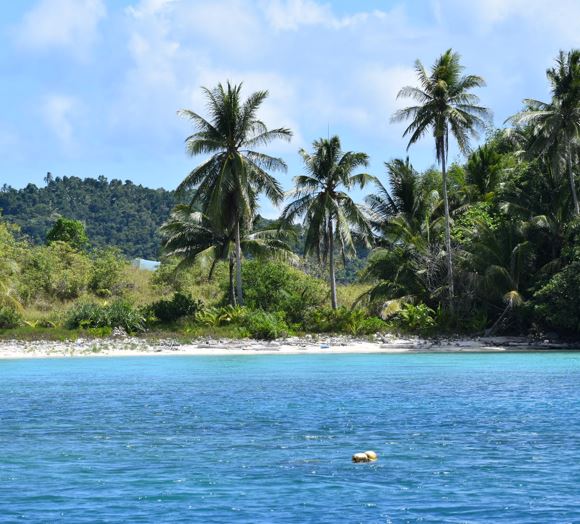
464,144,503,201
362,159,445,311
281,136,373,309
367,158,441,245
160,204,297,306
392,49,490,305
177,82,292,305
507,49,580,215
464,220,533,334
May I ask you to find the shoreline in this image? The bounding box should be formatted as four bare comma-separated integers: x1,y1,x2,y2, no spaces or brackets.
0,334,578,360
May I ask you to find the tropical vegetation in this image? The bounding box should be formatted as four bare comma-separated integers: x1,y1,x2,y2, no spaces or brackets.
1,48,580,340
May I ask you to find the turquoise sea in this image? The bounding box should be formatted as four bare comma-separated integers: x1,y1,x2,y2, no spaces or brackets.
1,353,580,523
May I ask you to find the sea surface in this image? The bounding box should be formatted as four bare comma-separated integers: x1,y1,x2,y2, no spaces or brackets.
1,353,580,523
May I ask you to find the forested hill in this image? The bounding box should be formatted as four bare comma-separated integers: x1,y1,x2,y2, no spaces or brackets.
0,175,180,259
0,175,367,279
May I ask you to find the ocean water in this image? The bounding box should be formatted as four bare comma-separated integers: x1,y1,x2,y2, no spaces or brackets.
1,353,580,523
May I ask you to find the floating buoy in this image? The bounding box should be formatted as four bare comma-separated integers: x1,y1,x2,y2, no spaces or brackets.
352,450,378,463
364,450,378,461
352,453,369,463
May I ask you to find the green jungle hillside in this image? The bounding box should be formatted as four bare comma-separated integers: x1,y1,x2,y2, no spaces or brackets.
0,175,178,259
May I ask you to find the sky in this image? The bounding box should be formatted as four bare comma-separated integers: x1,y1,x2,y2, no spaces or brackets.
1,0,579,217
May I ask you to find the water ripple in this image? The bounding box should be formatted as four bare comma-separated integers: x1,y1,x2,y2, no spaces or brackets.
1,353,580,522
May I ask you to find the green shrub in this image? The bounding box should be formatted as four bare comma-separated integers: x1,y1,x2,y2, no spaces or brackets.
194,306,288,340
195,305,247,327
390,303,436,333
0,306,23,329
21,242,91,302
533,260,580,333
46,217,89,251
65,300,145,334
87,326,113,338
347,315,389,336
241,261,326,323
106,300,146,333
301,307,385,335
242,311,289,340
148,293,203,323
89,248,128,297
65,302,103,329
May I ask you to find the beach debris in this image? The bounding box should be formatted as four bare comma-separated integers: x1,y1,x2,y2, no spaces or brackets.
111,327,128,338
352,450,378,463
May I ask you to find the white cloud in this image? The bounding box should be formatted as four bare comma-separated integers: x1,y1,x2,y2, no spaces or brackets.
114,0,303,152
303,65,417,141
452,0,580,42
263,0,385,31
188,69,304,151
175,0,262,55
43,95,80,151
125,0,177,18
15,0,106,57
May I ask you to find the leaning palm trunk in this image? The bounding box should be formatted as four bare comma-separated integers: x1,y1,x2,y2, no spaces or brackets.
328,219,338,309
566,146,580,215
235,220,244,306
440,149,455,306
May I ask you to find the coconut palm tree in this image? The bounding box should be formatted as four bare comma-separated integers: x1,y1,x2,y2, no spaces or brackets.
361,159,445,311
507,49,580,215
160,204,297,306
464,220,533,334
281,136,373,309
366,158,441,244
392,49,490,305
177,82,292,305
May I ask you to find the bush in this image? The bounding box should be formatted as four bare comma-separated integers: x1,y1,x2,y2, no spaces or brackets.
242,311,289,340
148,293,203,323
89,248,128,297
0,306,22,329
106,301,146,333
242,261,326,323
301,307,387,335
533,260,580,333
390,303,436,333
66,300,145,334
21,242,91,302
46,217,89,251
193,306,288,340
152,258,227,306
195,306,248,327
348,315,389,336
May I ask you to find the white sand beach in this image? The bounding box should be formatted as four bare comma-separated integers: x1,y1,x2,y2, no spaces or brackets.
0,334,575,359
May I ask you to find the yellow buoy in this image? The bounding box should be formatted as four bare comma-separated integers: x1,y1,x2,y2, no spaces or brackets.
364,450,378,461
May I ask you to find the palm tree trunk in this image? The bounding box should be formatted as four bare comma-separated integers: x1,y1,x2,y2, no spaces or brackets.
235,219,244,306
567,147,580,215
441,151,455,308
228,253,236,306
208,258,218,281
328,219,338,310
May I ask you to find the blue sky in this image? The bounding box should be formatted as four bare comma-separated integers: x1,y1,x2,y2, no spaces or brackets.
1,0,579,217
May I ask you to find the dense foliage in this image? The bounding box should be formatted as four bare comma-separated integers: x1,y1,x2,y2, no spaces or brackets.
46,217,89,251
1,48,580,339
0,175,179,259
